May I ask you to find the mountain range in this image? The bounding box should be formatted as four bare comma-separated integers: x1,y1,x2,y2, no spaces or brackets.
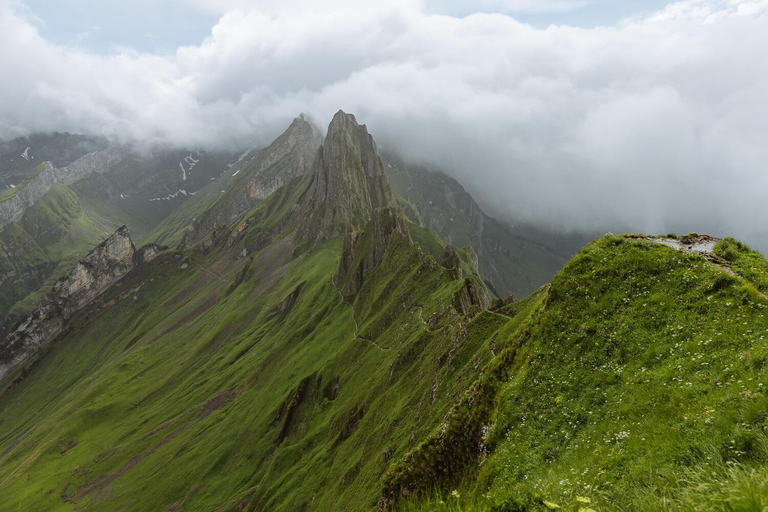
0,112,766,511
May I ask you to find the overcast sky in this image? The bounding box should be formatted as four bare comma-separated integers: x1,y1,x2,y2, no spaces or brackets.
1,0,768,247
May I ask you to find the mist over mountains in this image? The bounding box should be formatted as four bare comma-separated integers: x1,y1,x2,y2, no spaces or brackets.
3,2,768,511
2,108,768,512
2,0,768,250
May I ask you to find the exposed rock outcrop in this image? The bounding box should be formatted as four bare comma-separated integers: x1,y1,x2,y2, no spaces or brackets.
295,111,399,242
183,115,322,248
0,226,165,381
336,207,412,296
441,245,463,280
456,277,491,316
0,147,126,230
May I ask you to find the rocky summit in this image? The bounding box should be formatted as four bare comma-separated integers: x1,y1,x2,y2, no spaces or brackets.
295,111,399,241
0,112,767,512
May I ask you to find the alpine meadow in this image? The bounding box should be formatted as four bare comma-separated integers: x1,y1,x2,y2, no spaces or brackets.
2,1,768,511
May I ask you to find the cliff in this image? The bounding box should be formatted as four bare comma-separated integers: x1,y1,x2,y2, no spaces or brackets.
295,111,399,242
0,226,164,381
0,147,125,230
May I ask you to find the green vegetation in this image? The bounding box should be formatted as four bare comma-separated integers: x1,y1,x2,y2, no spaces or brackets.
715,237,768,294
0,184,112,323
390,235,768,511
5,190,768,511
0,190,508,511
3,120,768,512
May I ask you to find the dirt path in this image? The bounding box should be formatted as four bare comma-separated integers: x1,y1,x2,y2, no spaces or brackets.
329,269,391,351
412,305,428,327
195,262,223,282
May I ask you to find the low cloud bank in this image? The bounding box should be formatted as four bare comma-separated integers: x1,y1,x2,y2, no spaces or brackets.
2,0,767,247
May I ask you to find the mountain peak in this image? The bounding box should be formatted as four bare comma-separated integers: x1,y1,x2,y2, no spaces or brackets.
295,112,398,241
327,109,361,132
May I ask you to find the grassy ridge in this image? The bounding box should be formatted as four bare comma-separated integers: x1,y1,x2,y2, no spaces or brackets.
0,195,513,511
394,235,768,511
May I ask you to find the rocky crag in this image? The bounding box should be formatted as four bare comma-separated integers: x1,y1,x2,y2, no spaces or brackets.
182,115,321,248
295,111,400,242
0,226,164,381
0,147,126,230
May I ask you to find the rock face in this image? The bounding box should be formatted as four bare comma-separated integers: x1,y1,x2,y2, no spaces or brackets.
0,133,109,190
295,111,399,241
0,226,165,381
183,115,322,248
0,147,126,230
441,245,464,280
336,207,412,296
383,153,584,298
456,277,491,315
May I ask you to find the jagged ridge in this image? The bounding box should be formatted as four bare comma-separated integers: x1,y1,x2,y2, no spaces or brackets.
0,226,165,380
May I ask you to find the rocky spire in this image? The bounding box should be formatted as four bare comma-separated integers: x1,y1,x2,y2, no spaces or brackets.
184,114,322,248
295,111,399,241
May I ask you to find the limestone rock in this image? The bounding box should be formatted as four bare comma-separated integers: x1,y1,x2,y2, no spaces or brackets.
183,115,321,248
0,226,165,381
456,277,491,316
296,111,399,242
441,245,463,280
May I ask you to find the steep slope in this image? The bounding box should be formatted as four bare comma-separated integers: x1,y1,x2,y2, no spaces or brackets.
0,226,165,380
0,111,499,511
383,154,589,298
178,115,321,248
294,111,398,241
141,145,262,248
0,183,117,339
0,133,109,192
386,234,768,511
0,140,245,344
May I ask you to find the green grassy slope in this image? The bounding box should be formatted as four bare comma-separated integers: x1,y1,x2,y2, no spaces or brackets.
0,182,518,511
0,184,114,328
392,235,768,511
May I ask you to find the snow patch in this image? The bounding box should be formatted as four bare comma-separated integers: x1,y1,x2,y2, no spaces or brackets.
21,147,31,161
182,153,199,173
228,148,251,168
149,189,190,202
232,170,241,177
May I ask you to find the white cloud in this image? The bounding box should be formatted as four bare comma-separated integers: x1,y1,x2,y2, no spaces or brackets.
1,0,768,247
